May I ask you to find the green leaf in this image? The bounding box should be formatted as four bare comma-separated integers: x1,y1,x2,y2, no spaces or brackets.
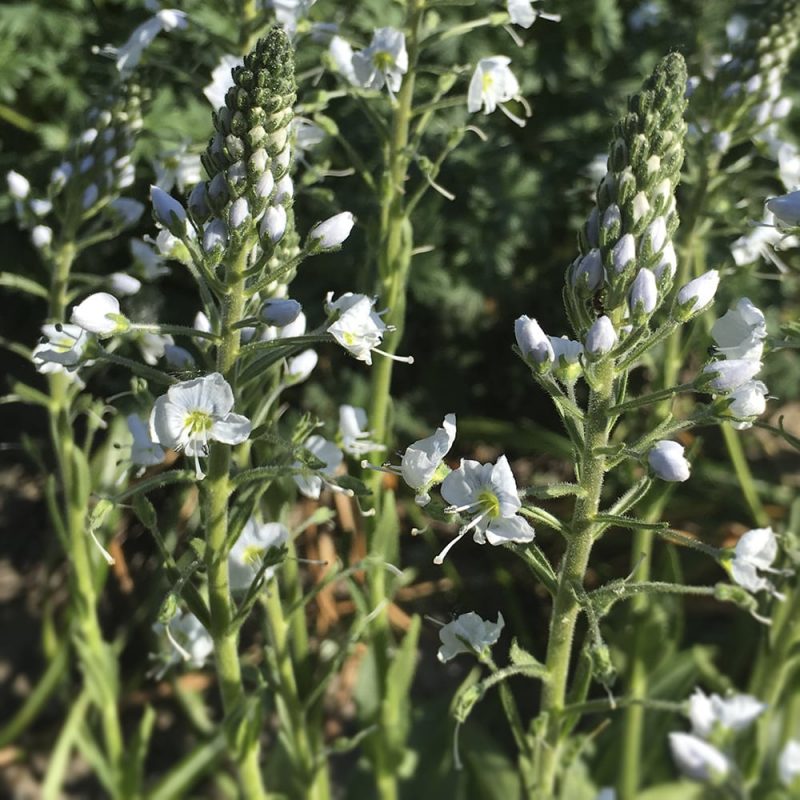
0,271,48,298
384,614,421,756
121,705,155,797
509,638,544,669
333,474,371,496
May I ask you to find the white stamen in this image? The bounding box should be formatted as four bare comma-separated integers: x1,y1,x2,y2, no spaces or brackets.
88,526,116,565
372,347,415,364
165,625,192,662
433,529,468,564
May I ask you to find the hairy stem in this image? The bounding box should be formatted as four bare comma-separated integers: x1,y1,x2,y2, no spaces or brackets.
204,245,267,798
534,361,614,795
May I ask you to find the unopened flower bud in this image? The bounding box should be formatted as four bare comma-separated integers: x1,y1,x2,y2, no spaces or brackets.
629,268,658,319
254,170,275,199
308,211,354,250
515,316,554,370
260,298,303,327
71,292,129,337
260,205,287,243
203,218,228,253
611,233,636,275
82,184,99,210
641,216,667,258
654,241,677,282
31,225,53,249
229,197,250,229
648,440,690,482
585,315,617,358
7,170,30,199
275,174,294,203
188,182,210,221
674,269,719,320
600,204,621,246
151,185,187,235
766,190,800,228
573,249,604,291
549,335,583,383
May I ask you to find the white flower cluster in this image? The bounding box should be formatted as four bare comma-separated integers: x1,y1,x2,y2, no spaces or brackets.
701,298,769,429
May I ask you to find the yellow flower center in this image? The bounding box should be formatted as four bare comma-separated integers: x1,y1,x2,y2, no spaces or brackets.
185,410,213,437
373,50,394,71
242,544,264,566
478,489,500,518
482,73,495,93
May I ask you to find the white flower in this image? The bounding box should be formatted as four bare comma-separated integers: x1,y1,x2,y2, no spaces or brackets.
71,292,128,337
731,212,799,266
437,455,535,563
153,145,202,193
730,527,781,595
150,185,188,235
293,118,325,156
437,611,505,662
400,414,456,505
109,272,142,296
724,380,768,429
127,414,166,467
648,441,691,482
32,324,89,374
766,189,800,228
338,405,383,457
113,9,188,77
327,293,413,366
293,435,343,499
779,740,800,788
269,0,315,32
138,332,174,365
629,269,658,317
229,518,288,591
203,55,243,109
328,35,357,84
689,688,766,737
506,0,561,28
711,298,766,361
701,358,762,393
260,298,302,327
669,733,730,782
352,28,408,94
675,270,719,319
6,170,30,199
286,349,318,383
149,373,251,479
515,316,554,366
585,316,618,357
468,57,526,127
131,239,167,280
307,212,355,250
162,611,213,669
549,336,583,365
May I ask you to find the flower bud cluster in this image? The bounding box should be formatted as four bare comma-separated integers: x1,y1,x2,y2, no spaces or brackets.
183,28,297,265
694,0,800,154
566,53,687,345
7,85,144,242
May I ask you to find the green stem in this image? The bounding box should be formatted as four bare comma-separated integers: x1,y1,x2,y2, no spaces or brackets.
534,361,614,795
720,421,769,527
263,587,330,800
204,246,267,798
362,5,426,799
